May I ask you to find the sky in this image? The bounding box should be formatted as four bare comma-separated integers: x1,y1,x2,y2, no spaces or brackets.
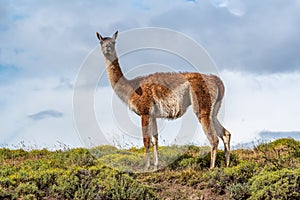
0,0,300,149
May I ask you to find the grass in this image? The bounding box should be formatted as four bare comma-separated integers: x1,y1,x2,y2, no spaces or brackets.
0,138,299,199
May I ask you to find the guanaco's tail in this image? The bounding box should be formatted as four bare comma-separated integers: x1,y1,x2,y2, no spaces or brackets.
210,75,225,103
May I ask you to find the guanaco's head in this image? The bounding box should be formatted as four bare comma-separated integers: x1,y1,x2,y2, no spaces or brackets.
96,31,118,60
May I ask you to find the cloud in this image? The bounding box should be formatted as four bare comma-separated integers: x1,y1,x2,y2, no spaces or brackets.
28,110,63,121
54,78,73,90
1,0,177,77
149,0,300,74
221,70,300,144
1,0,299,76
210,0,246,16
0,77,82,148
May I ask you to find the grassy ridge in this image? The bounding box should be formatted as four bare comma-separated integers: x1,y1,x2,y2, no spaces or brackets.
0,138,300,199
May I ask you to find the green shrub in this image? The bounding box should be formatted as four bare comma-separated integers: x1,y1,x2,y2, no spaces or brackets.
227,183,250,200
249,168,300,200
224,161,258,184
28,148,50,158
203,161,258,196
158,145,188,168
0,148,156,199
0,148,12,161
168,147,238,170
16,182,39,196
89,145,119,158
0,148,28,161
50,169,81,199
168,154,198,170
254,138,300,169
23,194,36,200
97,153,145,171
101,172,156,200
198,150,239,169
2,139,299,199
203,168,229,194
129,146,146,154
52,148,95,167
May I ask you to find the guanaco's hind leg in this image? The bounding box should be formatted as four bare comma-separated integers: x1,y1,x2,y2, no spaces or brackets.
223,129,231,167
214,119,231,166
192,97,230,169
199,114,219,169
212,101,231,167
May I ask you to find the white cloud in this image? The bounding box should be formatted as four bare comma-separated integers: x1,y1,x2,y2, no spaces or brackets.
210,0,246,16
1,0,300,76
28,109,63,121
0,77,82,148
149,0,300,73
0,0,191,77
221,70,300,145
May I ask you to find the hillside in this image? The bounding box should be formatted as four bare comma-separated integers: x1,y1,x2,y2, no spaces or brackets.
0,138,300,199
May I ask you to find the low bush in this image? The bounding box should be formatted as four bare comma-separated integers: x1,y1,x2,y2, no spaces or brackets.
0,148,156,200
254,138,300,169
203,161,258,197
0,138,299,199
89,145,119,158
198,150,239,169
249,168,300,200
227,183,250,200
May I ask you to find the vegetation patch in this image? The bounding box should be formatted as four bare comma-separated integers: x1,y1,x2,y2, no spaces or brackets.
249,168,300,200
0,138,299,199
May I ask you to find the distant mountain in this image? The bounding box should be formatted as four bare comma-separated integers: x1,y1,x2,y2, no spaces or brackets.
259,131,300,141
231,131,300,149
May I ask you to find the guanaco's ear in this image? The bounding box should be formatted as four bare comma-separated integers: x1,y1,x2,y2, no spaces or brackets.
96,32,104,42
112,30,118,41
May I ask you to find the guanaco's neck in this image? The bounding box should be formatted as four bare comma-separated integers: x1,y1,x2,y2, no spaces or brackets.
104,57,134,103
105,58,126,87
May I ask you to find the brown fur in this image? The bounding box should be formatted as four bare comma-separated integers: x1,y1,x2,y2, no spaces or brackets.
96,31,231,170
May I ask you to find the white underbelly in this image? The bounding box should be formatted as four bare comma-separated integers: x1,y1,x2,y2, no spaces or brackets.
152,82,190,119
153,100,189,118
